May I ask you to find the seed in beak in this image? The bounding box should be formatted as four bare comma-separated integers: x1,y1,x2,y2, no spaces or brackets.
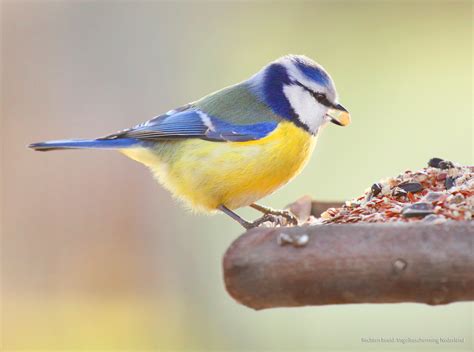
327,104,351,126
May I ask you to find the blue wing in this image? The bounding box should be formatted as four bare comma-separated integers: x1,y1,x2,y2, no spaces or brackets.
102,105,278,142
29,83,282,151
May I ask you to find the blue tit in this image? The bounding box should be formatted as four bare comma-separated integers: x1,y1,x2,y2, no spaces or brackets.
29,55,350,229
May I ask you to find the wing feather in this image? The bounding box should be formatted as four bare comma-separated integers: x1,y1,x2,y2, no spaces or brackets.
101,84,280,142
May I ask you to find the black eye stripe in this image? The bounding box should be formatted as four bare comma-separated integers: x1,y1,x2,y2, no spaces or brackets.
292,81,332,107
312,92,332,107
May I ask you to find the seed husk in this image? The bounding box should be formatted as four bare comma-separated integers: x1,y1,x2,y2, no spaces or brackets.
294,234,309,247
423,192,444,203
450,194,464,204
392,187,407,197
445,176,456,190
277,233,294,246
402,202,434,218
423,214,447,224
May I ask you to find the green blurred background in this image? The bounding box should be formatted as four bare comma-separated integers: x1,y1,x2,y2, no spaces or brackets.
1,0,472,351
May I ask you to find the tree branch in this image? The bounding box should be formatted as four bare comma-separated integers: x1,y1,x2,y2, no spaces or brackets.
223,222,474,310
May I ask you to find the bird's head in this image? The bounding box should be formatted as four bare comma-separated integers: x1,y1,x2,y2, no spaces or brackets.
249,55,350,134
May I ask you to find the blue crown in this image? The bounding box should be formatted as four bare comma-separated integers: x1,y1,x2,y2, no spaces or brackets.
249,55,332,123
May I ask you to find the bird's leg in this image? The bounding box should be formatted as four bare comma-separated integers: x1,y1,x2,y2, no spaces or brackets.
218,205,278,230
250,203,299,225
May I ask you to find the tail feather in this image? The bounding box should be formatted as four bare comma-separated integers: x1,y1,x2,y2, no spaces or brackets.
28,138,140,151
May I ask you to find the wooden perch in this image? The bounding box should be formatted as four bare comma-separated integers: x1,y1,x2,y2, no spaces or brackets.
223,222,474,310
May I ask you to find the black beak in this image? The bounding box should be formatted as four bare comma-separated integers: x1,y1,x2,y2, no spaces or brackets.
330,117,344,126
334,103,348,113
327,103,351,127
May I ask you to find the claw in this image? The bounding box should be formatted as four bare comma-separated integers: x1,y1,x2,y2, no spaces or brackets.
245,209,299,229
250,203,299,226
219,204,299,230
242,214,278,230
271,209,299,226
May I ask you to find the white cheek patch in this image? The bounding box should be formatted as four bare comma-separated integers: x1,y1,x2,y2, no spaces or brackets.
283,84,327,134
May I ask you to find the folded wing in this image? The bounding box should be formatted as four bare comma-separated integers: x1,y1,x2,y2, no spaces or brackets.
102,106,278,143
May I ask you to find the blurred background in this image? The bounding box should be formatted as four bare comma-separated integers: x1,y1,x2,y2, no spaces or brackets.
1,0,472,351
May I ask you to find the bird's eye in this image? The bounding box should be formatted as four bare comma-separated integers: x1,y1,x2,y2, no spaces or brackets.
293,81,332,107
312,92,330,106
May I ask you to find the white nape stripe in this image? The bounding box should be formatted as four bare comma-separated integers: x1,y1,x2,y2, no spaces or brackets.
283,84,327,134
197,110,215,131
278,58,339,103
283,61,327,95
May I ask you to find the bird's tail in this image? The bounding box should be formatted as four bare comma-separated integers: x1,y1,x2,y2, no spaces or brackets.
28,138,140,152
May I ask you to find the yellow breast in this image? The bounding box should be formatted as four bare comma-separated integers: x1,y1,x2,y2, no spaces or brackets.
122,121,316,212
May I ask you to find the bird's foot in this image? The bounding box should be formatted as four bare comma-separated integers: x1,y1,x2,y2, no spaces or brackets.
265,209,299,226
218,204,298,230
250,204,299,226
242,214,281,230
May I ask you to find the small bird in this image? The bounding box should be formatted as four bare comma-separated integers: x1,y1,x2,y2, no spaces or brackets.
29,55,350,229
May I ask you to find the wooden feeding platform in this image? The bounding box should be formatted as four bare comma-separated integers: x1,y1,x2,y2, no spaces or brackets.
222,159,474,310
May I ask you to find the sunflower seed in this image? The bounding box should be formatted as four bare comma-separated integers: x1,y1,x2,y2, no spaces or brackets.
371,183,382,196
439,160,455,170
308,159,473,225
402,202,434,218
428,157,444,168
398,182,423,193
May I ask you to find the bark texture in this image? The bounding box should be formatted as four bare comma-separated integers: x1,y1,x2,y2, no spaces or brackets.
223,222,474,310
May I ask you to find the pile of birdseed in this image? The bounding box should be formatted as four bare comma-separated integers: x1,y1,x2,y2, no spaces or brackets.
314,158,473,224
